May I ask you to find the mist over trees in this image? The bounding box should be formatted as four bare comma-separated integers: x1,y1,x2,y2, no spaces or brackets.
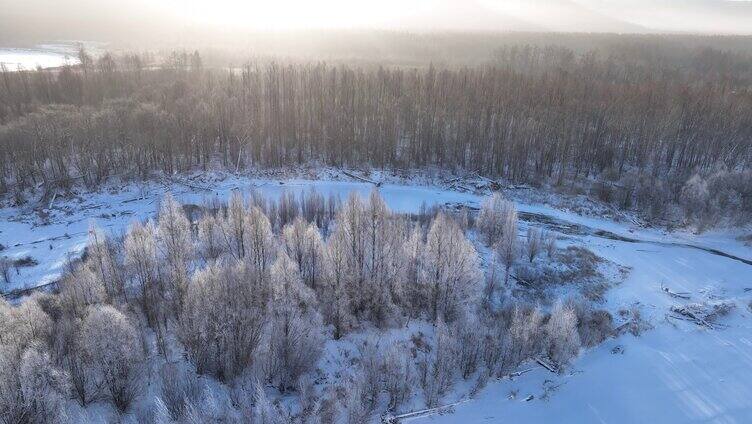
1,37,751,227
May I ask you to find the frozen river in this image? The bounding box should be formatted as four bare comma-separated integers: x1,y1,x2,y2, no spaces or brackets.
0,43,90,70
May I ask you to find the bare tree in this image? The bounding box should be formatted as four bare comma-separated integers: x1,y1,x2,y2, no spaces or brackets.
543,231,557,257
382,343,415,411
496,205,518,286
0,256,12,286
526,227,543,262
418,319,457,407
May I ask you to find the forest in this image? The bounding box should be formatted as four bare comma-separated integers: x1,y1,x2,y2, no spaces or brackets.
1,34,751,228
0,188,613,422
2,31,751,423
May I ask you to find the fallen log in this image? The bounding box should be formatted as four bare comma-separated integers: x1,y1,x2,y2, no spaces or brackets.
535,356,559,374
48,191,57,209
509,273,533,288
661,283,691,300
166,177,214,192
342,171,381,186
668,307,714,329
509,367,535,378
2,281,58,300
381,399,471,423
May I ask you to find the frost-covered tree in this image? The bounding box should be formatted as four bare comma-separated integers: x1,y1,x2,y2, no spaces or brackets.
356,340,382,410
402,225,425,316
58,267,106,319
80,305,144,412
477,194,516,245
496,204,518,285
157,194,193,313
344,375,372,424
324,227,354,339
223,191,247,259
508,305,544,369
278,190,300,229
251,382,290,424
453,315,484,379
526,227,542,262
0,298,57,424
124,221,159,321
86,225,124,301
19,347,71,424
265,305,324,393
243,205,277,277
483,256,503,305
180,262,268,382
158,362,202,421
360,190,406,325
270,251,316,308
0,298,52,355
418,320,457,407
327,192,406,326
0,256,12,286
546,302,581,367
300,188,328,229
266,253,323,392
422,213,481,322
382,343,415,410
479,309,512,376
543,230,557,257
283,218,328,291
335,193,367,307
197,214,225,261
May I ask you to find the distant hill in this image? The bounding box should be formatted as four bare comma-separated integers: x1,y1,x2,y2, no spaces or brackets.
0,0,750,46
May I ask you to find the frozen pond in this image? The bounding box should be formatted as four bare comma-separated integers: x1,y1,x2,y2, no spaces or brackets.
0,42,100,70
0,49,76,70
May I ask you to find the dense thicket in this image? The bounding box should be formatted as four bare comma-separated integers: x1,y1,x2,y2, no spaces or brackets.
0,189,610,421
1,38,751,225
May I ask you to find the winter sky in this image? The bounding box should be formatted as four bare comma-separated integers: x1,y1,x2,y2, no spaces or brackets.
1,0,751,37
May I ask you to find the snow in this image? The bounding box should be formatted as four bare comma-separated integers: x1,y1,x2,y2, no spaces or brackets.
2,170,752,422
418,219,752,423
0,48,78,70
0,41,104,70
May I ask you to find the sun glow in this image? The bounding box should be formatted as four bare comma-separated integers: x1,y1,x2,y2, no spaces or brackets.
171,0,431,30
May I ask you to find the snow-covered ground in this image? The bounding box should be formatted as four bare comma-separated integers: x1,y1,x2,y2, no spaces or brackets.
2,170,751,422
0,42,104,70
421,232,752,422
414,216,752,422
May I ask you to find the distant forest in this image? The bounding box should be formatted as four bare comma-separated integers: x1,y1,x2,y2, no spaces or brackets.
1,34,751,226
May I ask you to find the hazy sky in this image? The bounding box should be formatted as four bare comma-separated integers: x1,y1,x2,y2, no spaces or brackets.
154,0,752,33
2,0,751,42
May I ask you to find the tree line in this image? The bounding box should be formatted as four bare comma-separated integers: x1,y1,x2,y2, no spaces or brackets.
1,43,750,224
